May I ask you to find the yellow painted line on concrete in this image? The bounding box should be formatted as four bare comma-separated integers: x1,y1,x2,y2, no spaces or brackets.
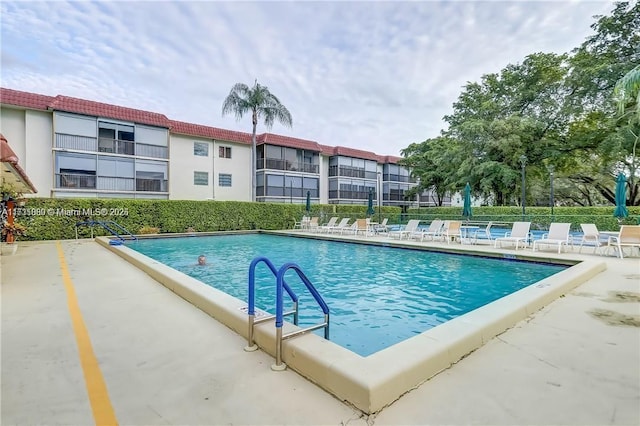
56,241,119,426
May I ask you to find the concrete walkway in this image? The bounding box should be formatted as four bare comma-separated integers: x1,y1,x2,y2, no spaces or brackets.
1,238,639,425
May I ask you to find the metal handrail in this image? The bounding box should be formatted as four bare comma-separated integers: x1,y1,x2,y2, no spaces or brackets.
273,262,329,370
245,257,299,351
75,220,137,241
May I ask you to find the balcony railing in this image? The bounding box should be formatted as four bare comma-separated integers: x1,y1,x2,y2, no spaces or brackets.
97,176,135,191
56,173,96,189
98,138,135,155
328,190,374,200
258,158,319,174
136,178,168,192
55,134,168,159
55,134,97,151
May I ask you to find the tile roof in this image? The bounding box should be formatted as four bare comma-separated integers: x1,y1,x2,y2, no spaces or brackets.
0,87,404,163
257,133,322,152
331,146,379,161
0,88,54,110
48,95,171,128
170,120,252,144
378,155,402,164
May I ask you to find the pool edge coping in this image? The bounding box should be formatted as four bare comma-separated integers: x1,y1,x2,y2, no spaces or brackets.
95,233,606,414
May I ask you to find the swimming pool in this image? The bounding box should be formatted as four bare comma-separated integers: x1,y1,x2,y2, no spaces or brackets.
100,231,605,413
131,234,566,356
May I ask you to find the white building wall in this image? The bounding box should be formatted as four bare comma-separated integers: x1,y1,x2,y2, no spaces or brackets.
169,134,215,200
168,135,251,201
213,140,251,201
0,107,53,197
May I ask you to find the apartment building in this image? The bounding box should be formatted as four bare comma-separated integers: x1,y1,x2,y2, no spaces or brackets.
0,87,429,208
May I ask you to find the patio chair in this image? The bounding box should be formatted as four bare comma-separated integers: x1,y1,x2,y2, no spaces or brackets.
308,217,319,232
373,218,389,233
578,223,605,253
607,225,640,259
419,219,444,241
494,222,531,250
442,220,462,244
533,223,571,253
470,221,493,245
389,219,420,240
330,218,351,234
293,215,309,230
318,217,338,233
342,218,373,237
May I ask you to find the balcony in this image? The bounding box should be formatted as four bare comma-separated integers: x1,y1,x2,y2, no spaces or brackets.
97,176,135,191
56,173,96,189
55,134,168,159
136,178,168,192
258,158,319,174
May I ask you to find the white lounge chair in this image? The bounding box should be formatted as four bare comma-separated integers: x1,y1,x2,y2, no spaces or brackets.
342,218,373,237
293,215,309,230
319,217,338,233
373,218,389,233
607,225,640,258
494,222,531,250
330,218,351,234
533,223,571,253
389,219,420,240
419,219,444,241
578,223,604,253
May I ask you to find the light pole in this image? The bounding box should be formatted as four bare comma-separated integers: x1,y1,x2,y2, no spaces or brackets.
519,155,527,220
548,165,555,217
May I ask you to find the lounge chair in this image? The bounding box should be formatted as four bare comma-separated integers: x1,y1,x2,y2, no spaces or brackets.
342,218,373,237
419,219,444,241
293,215,309,230
441,220,462,244
318,217,338,233
578,223,605,253
494,222,531,250
606,225,640,258
470,221,493,245
373,218,389,233
389,219,420,240
308,217,319,232
533,223,571,253
330,218,351,234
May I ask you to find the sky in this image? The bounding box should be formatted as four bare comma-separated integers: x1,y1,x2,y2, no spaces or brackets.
1,1,615,157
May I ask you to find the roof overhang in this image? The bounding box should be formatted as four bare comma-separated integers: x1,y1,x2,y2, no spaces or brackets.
1,135,37,195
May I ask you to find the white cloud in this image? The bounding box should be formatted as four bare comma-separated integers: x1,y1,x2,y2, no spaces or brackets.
1,0,614,156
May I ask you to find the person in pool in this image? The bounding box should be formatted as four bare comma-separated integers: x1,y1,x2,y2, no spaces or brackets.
197,254,207,266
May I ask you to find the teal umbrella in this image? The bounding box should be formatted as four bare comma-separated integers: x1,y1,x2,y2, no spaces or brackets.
462,183,472,219
366,188,375,216
305,191,311,213
613,173,629,219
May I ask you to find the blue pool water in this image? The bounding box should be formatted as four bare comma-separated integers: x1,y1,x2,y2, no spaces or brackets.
130,234,567,356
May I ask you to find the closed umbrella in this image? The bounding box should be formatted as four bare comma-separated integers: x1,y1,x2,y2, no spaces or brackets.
613,173,628,220
366,188,375,217
305,191,311,214
462,183,472,219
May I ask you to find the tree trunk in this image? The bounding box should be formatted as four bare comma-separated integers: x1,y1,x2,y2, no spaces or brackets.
251,110,258,203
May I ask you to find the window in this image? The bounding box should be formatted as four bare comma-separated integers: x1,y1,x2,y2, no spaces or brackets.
194,142,209,157
194,171,209,186
219,173,232,187
219,146,232,158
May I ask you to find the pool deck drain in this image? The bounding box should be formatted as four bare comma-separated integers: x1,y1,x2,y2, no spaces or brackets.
2,235,639,425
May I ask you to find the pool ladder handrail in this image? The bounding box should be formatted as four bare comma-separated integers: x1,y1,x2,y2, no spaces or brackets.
75,220,137,241
245,256,299,352
273,262,330,371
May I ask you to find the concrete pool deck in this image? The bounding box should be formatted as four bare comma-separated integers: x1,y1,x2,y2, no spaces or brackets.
1,235,639,425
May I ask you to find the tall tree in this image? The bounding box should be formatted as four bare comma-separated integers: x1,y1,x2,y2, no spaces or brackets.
222,80,292,201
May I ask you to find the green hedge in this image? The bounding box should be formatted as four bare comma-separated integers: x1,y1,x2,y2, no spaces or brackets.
405,206,640,231
13,198,402,241
11,198,639,240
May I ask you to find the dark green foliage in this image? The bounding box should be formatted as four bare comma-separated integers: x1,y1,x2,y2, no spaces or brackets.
15,198,402,240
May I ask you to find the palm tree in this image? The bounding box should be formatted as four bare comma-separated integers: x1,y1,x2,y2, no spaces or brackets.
614,64,640,120
222,80,292,202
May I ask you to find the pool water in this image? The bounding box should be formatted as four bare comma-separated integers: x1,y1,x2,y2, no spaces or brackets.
130,234,567,356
